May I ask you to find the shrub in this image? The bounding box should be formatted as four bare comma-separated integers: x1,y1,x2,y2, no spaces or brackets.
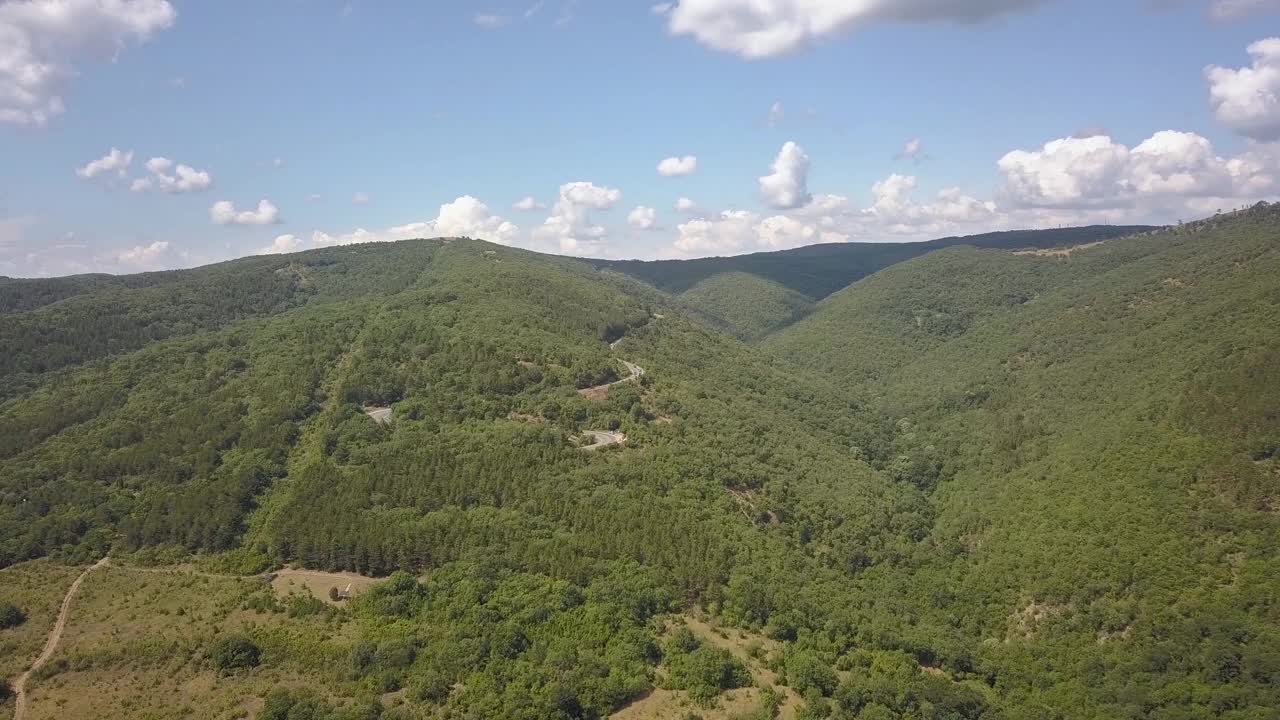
667,644,752,706
0,602,26,629
210,634,261,672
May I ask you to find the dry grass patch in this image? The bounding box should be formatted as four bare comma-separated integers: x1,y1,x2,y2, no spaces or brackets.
18,566,365,720
0,560,86,679
269,568,380,605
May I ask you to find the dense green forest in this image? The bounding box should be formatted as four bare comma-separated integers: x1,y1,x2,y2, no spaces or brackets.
2,208,1277,719
587,226,1150,339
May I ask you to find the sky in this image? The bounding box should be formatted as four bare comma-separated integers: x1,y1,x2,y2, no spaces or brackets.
1,0,1279,277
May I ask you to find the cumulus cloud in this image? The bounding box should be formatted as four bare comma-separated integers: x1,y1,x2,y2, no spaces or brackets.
116,240,170,267
759,141,812,209
75,147,132,179
313,196,519,247
997,131,1275,208
666,0,1043,59
651,2,674,14
130,156,212,193
657,155,699,176
627,205,658,229
513,196,545,210
533,181,622,252
259,234,303,255
674,210,759,254
0,0,176,126
675,196,698,212
210,199,281,226
1206,38,1280,141
352,191,371,205
864,174,998,233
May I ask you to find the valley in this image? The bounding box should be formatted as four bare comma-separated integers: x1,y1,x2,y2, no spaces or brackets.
1,208,1277,720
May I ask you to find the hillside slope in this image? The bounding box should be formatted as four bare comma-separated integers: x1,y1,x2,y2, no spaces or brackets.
765,204,1280,718
587,225,1150,340
2,211,1277,720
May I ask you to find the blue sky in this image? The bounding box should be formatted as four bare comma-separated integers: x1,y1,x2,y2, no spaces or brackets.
1,0,1279,276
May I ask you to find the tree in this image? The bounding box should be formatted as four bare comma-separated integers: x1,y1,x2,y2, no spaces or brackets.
0,602,26,629
210,634,261,672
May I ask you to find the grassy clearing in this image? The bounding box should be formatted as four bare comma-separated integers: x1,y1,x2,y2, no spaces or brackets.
17,566,374,720
0,560,85,679
611,614,800,720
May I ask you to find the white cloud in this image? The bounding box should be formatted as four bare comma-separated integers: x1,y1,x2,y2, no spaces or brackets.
756,214,821,248
675,196,698,212
210,199,281,226
864,174,998,234
513,196,545,210
75,147,133,179
130,156,212,193
1206,38,1280,141
533,181,622,252
259,234,303,255
897,137,924,162
998,135,1130,207
651,2,674,15
759,141,812,209
1210,0,1279,20
352,191,371,205
674,210,759,253
627,205,658,229
666,0,1043,59
997,131,1276,208
474,13,511,28
117,240,170,267
0,0,176,126
313,196,519,247
657,155,699,176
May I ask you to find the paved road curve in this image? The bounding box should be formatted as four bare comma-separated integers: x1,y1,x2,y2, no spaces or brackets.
579,430,626,450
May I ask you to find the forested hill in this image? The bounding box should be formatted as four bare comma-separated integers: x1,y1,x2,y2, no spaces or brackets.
2,208,1278,719
585,225,1152,339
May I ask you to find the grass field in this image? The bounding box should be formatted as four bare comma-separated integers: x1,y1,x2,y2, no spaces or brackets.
10,565,383,720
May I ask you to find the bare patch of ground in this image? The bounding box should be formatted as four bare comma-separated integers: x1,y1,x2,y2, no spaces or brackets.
364,406,392,424
1013,241,1107,258
269,568,380,605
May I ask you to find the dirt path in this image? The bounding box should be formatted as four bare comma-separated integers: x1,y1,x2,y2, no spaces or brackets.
13,556,108,720
579,430,626,451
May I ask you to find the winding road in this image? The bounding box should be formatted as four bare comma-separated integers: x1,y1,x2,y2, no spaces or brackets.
579,430,626,450
577,359,646,397
13,556,108,720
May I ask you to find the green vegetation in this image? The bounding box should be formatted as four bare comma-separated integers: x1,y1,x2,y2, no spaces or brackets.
0,602,24,629
210,634,262,672
2,208,1277,719
663,627,753,705
677,272,814,341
